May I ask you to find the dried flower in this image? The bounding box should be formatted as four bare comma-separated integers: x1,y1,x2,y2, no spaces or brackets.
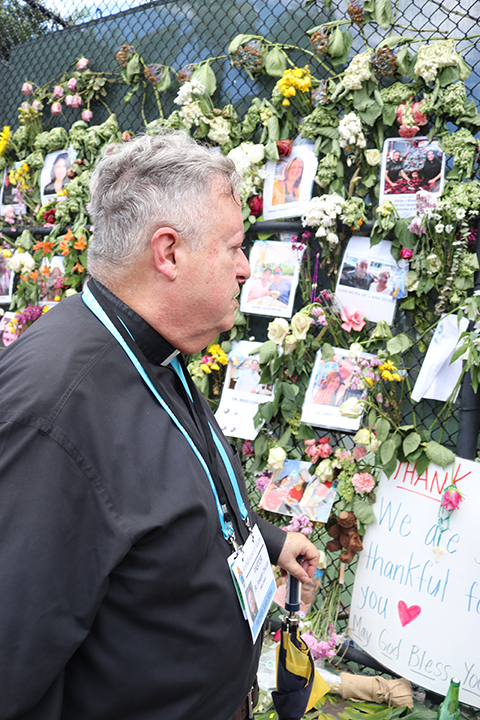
67,78,78,92
276,139,293,157
82,110,93,122
51,102,62,116
76,57,90,70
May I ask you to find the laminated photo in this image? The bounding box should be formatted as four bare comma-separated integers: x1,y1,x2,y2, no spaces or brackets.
0,252,14,304
301,347,369,433
215,340,274,440
262,140,318,221
0,312,19,348
379,137,445,218
336,235,408,325
1,166,27,216
40,148,77,206
38,256,66,304
240,240,301,319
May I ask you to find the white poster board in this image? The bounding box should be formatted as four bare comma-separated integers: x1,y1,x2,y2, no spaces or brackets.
336,236,408,326
350,458,480,709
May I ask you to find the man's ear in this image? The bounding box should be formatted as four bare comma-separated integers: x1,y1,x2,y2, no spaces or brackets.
151,227,180,281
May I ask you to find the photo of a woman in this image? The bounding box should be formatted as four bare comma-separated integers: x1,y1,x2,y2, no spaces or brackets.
43,153,72,196
272,156,304,205
369,267,392,295
313,370,344,406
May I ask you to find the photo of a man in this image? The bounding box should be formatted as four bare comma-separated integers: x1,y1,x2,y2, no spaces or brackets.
340,258,376,290
267,266,292,306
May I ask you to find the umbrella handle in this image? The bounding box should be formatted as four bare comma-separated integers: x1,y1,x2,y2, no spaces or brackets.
285,572,301,613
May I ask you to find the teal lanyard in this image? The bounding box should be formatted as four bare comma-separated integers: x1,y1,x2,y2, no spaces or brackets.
82,284,249,546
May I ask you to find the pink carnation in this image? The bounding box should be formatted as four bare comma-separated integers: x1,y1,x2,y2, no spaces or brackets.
255,473,271,494
352,472,375,494
341,306,365,333
353,445,367,461
412,101,428,126
399,124,420,138
319,443,333,458
284,514,313,536
400,247,413,259
242,440,254,457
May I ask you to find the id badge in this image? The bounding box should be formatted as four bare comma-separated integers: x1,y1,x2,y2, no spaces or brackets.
228,524,276,643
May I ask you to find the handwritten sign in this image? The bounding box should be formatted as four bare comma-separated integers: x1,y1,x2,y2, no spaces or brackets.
350,458,480,709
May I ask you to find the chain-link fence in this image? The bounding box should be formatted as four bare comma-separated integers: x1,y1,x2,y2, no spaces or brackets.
1,0,480,700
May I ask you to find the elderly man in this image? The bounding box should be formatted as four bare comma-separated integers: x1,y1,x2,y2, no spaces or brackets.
0,131,318,720
340,257,376,290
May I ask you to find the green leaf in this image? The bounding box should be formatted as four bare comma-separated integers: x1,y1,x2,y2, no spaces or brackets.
383,452,399,478
264,47,287,78
400,295,416,311
375,417,391,442
438,65,461,87
191,63,217,94
267,115,280,143
123,85,140,103
458,56,471,81
425,441,455,468
415,451,430,477
125,54,142,83
328,26,344,58
396,48,413,76
374,0,392,28
368,409,377,428
277,426,291,447
228,34,258,55
380,438,396,464
156,67,172,93
353,497,377,525
254,432,268,457
403,432,421,456
376,36,415,51
259,401,274,423
259,340,278,364
264,138,279,161
321,343,335,362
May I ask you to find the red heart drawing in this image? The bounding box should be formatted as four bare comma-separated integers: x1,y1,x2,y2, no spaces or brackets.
398,600,421,627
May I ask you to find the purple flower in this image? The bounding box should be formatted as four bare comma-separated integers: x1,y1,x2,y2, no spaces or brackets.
82,109,93,122
283,514,313,536
416,189,437,215
67,77,78,91
255,472,272,494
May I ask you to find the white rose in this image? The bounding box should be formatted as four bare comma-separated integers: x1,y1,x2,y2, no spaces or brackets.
315,459,334,483
369,437,381,453
267,318,289,345
348,342,363,360
7,253,23,273
339,396,363,418
291,312,310,341
65,288,78,297
353,428,371,445
284,334,298,355
20,252,35,271
246,143,265,165
226,147,250,176
268,446,287,470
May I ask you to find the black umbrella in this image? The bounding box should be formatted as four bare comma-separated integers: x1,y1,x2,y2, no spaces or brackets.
272,573,329,720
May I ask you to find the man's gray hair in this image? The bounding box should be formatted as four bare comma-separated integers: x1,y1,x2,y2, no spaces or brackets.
87,130,241,279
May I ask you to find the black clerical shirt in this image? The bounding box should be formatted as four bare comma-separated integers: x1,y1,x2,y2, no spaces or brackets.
0,281,285,719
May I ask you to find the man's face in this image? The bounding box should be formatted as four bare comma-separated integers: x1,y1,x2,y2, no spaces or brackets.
393,152,400,162
179,180,250,352
356,260,369,278
272,268,282,285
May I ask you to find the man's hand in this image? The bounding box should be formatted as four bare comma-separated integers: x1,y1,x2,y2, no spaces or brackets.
277,531,320,583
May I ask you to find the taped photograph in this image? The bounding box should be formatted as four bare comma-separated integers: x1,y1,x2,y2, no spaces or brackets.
262,140,318,221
